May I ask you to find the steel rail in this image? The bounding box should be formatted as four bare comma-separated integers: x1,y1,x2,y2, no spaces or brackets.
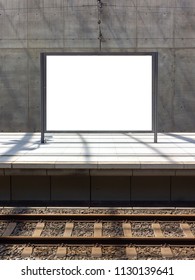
0,236,195,246
1,214,195,221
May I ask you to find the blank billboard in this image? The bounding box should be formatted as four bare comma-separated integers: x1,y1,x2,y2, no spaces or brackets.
45,54,153,131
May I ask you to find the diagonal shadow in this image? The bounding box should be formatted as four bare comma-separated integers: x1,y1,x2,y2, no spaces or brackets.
0,133,40,159
165,133,195,144
123,133,176,163
77,133,92,162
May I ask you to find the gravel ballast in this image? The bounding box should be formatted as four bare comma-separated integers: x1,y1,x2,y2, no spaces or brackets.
0,245,25,260
103,222,123,237
0,222,8,236
1,207,195,260
72,222,93,237
136,246,162,260
11,222,37,236
2,207,195,215
160,223,185,237
132,222,154,237
41,222,65,237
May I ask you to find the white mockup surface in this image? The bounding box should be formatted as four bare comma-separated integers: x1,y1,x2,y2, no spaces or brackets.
46,55,152,131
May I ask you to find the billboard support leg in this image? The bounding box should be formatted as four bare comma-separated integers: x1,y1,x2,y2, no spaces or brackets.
41,53,46,144
153,52,158,143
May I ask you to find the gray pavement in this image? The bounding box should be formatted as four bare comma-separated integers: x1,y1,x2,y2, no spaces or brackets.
0,132,195,170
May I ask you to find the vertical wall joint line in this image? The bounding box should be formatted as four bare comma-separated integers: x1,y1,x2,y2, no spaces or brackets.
97,0,103,51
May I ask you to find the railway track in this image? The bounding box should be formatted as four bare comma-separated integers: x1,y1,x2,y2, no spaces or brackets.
0,213,195,258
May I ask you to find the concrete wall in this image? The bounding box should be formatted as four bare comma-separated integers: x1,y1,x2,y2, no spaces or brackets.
0,0,195,132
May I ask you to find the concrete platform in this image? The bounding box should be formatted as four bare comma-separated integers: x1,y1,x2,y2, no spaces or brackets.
0,132,195,169
0,132,195,206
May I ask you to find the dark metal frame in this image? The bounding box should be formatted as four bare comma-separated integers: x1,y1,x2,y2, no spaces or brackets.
41,52,158,143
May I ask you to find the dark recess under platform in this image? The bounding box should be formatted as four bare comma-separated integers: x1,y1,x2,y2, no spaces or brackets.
0,171,195,207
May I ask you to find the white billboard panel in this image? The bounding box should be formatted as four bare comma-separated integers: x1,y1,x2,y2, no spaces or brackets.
46,55,152,131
